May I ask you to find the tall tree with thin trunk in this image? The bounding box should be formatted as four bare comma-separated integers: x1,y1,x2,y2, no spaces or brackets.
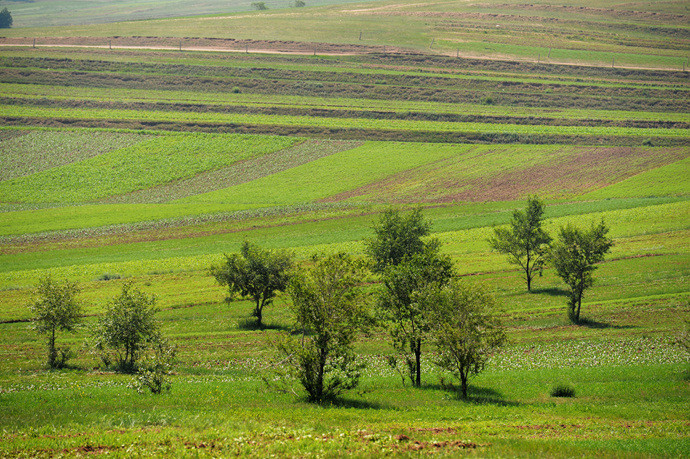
29,276,82,369
488,196,551,292
427,280,506,399
550,220,613,323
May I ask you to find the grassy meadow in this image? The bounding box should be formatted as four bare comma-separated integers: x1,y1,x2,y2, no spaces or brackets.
0,0,689,456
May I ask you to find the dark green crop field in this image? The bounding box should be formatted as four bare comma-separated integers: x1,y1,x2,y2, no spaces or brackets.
0,0,688,457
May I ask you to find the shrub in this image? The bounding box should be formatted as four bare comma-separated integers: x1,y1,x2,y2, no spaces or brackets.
550,383,576,397
131,339,177,394
97,273,121,281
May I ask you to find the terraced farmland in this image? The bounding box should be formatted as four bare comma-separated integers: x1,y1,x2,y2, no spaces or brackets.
0,0,688,457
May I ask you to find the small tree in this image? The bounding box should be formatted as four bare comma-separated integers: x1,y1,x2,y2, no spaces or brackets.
366,207,432,273
210,241,293,328
0,8,12,29
275,253,367,403
378,247,453,387
550,220,613,323
488,196,551,292
427,280,506,399
251,2,268,10
294,0,306,6
92,283,160,372
29,277,82,369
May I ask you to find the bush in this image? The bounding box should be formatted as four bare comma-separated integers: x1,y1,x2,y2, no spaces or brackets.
97,273,121,281
550,383,576,397
131,339,177,394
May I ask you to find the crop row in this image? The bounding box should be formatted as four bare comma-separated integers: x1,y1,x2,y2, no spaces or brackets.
2,105,687,139
2,67,687,112
3,56,688,101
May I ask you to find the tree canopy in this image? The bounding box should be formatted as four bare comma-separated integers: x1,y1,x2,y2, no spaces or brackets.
0,8,12,29
29,276,82,369
210,241,293,328
277,253,368,403
365,207,433,273
427,280,506,399
550,220,613,323
488,196,551,292
92,283,160,372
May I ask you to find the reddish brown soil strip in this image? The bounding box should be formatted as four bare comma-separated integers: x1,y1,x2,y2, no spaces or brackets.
102,139,362,203
325,146,689,203
0,36,410,57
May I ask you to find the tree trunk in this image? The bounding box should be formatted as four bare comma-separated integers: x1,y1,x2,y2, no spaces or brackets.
255,298,263,328
414,339,422,388
460,371,468,399
48,326,56,368
526,273,532,292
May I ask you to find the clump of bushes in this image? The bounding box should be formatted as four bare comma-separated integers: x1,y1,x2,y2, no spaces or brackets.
550,383,576,398
97,273,121,281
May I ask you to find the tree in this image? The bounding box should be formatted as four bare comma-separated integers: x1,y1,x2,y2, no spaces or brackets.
131,338,177,394
275,253,368,403
251,2,268,10
550,220,613,323
0,8,12,29
368,207,452,387
29,276,83,369
488,196,551,292
365,207,432,273
293,0,306,6
210,241,293,328
427,280,506,399
92,283,160,372
378,246,453,387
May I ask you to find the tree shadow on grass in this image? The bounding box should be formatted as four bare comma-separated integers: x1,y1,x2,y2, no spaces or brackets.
237,317,290,331
531,287,569,297
577,318,636,330
423,382,521,406
325,397,391,410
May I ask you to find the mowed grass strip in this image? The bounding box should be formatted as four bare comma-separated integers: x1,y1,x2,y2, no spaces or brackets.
0,133,296,203
2,105,688,138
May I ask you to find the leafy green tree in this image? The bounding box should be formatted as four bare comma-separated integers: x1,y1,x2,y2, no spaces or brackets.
210,241,293,328
366,207,433,273
488,196,551,292
368,207,452,387
251,2,268,10
0,8,12,29
276,253,368,403
293,0,306,6
378,247,453,387
427,280,506,399
550,220,613,323
29,276,83,369
92,283,160,372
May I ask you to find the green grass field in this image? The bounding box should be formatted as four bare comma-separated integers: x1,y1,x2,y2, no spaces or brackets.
0,0,689,456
